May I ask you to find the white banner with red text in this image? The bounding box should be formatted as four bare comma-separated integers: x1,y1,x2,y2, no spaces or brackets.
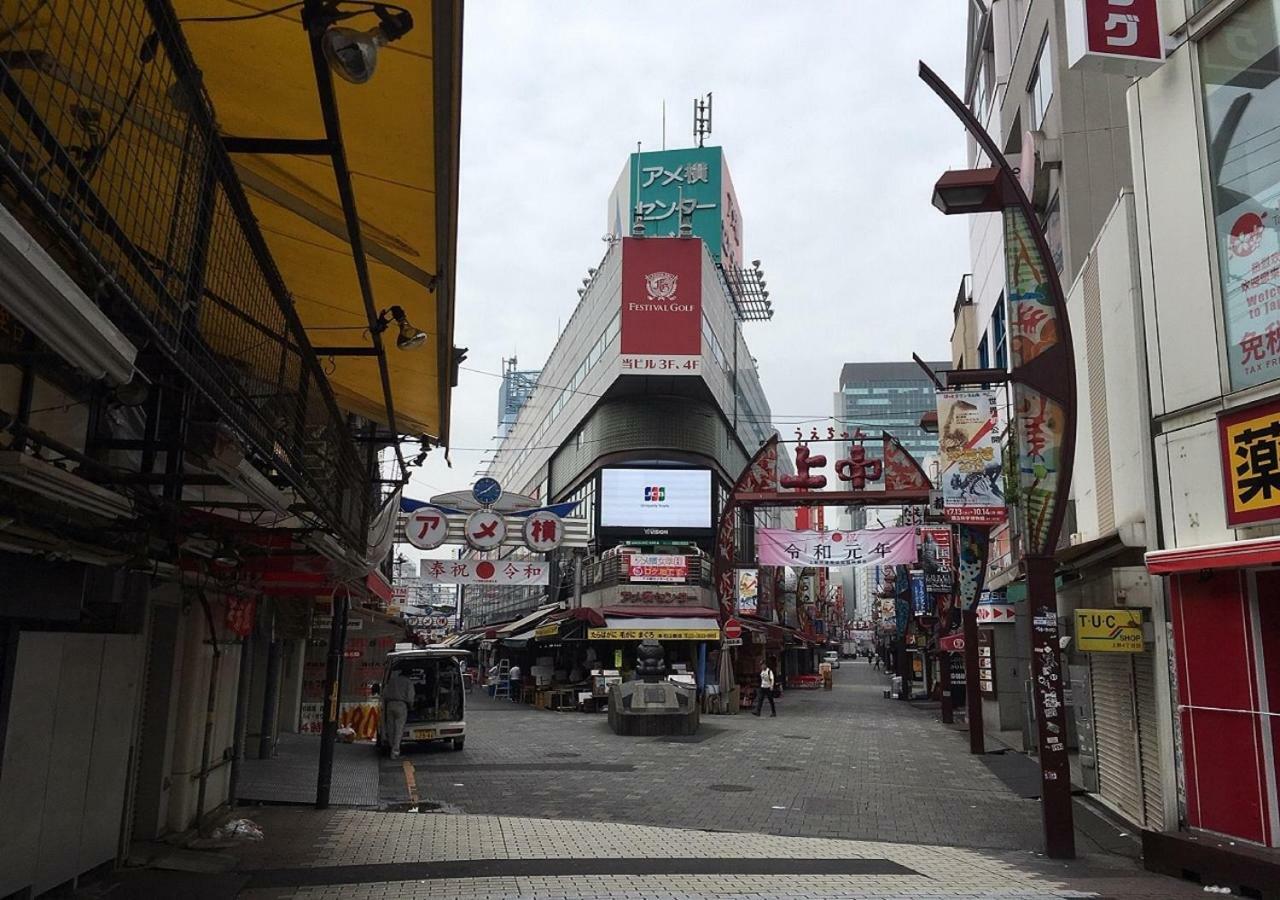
755,527,917,568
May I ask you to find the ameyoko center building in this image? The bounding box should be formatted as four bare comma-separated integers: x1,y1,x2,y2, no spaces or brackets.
464,146,780,639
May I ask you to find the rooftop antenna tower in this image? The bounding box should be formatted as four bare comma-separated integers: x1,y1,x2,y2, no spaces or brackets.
693,92,712,148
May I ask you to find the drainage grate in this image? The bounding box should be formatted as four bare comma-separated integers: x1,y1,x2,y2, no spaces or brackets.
764,765,801,772
545,752,581,758
418,763,634,772
708,784,754,793
781,735,811,740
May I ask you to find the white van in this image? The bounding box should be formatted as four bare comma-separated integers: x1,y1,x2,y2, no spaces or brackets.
375,648,468,752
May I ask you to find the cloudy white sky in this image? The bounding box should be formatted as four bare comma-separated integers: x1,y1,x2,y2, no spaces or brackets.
410,2,971,504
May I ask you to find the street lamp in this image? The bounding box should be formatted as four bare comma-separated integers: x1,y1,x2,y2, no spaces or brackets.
920,61,1078,861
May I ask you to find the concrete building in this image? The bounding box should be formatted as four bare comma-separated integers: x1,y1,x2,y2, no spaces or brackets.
953,0,1173,837
463,144,780,639
834,361,947,469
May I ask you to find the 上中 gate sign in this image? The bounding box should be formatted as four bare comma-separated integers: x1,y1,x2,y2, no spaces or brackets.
755,526,916,567
1219,398,1280,527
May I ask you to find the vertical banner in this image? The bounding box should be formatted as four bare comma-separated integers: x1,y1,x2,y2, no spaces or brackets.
910,570,930,617
956,523,991,612
735,568,759,616
620,236,702,374
937,389,1007,524
919,526,954,593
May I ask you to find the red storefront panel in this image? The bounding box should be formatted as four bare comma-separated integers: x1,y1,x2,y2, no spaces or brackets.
1172,571,1271,844
1257,572,1280,834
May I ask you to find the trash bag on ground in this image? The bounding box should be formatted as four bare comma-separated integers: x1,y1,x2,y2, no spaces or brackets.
212,818,264,842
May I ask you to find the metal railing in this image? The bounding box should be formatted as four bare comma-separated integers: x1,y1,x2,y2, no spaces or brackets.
0,2,367,545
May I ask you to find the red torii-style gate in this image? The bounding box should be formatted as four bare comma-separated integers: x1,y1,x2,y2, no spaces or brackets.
713,431,934,623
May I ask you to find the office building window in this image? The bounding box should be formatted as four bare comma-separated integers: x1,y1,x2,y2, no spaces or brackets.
992,295,1008,370
978,333,990,370
1201,0,1280,390
1029,31,1053,129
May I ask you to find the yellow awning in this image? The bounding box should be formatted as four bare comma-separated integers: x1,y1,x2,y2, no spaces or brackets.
176,0,461,442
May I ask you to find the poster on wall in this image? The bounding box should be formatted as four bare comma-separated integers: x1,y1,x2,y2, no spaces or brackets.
620,236,702,375
937,389,1007,524
735,568,759,616
919,526,954,593
1216,190,1280,390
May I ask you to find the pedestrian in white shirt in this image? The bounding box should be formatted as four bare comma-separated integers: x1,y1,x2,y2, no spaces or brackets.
752,660,776,717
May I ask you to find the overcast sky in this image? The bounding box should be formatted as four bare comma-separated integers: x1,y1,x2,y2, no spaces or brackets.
409,2,971,508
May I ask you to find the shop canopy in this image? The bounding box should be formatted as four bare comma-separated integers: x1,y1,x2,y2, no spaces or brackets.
587,614,721,641
176,1,462,442
1145,534,1280,574
494,604,564,639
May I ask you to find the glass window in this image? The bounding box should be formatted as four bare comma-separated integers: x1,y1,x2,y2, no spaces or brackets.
978,333,990,369
991,294,1008,370
1029,31,1054,129
1201,0,1280,390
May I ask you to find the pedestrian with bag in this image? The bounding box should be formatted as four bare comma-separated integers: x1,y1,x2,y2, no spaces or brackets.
752,659,777,717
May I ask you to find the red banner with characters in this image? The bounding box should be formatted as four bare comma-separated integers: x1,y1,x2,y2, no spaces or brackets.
620,236,702,375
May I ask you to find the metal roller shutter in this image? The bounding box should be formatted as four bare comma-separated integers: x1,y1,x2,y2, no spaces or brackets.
1134,652,1165,830
1090,652,1144,825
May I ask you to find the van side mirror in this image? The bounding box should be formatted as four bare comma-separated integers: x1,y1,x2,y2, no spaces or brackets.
371,682,381,696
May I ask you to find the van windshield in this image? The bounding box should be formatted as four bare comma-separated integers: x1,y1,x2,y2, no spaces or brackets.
391,658,463,723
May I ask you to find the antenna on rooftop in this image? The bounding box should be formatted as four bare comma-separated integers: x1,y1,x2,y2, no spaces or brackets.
693,92,712,148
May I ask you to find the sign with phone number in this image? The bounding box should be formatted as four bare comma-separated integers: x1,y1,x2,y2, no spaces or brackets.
587,628,720,641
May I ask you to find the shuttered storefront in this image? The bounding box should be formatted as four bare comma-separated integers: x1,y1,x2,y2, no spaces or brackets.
1089,650,1164,829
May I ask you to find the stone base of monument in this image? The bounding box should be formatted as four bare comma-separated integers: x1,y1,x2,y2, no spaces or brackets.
607,681,700,736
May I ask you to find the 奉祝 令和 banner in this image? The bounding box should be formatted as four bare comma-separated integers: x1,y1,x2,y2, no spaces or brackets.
755,527,916,568
937,389,1007,525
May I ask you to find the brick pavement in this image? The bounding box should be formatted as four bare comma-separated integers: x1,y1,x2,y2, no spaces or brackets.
183,663,1211,898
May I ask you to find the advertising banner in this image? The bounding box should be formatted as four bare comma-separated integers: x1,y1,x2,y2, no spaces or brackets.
600,467,712,531
1216,190,1280,391
937,389,1007,524
910,570,930,617
609,147,734,262
416,559,549,586
919,526,954,593
627,554,689,583
755,526,916,568
735,568,759,615
620,236,702,375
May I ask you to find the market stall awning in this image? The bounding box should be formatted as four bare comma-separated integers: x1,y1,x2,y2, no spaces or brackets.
176,1,463,441
587,615,721,641
1145,535,1280,575
494,604,563,638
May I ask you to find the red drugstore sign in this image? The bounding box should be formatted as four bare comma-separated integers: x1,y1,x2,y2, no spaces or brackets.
620,237,702,375
1066,0,1165,76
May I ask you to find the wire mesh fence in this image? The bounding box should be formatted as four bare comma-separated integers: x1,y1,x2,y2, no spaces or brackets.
0,0,369,546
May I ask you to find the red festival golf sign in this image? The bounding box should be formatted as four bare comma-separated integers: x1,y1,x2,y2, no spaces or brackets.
620,236,702,375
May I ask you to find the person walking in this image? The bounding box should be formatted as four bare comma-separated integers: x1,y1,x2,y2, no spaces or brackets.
752,659,776,717
382,668,416,759
873,652,882,672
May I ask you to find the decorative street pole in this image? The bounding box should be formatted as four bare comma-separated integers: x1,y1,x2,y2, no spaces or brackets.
920,61,1078,859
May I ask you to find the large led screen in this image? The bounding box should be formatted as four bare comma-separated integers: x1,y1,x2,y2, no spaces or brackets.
599,468,712,530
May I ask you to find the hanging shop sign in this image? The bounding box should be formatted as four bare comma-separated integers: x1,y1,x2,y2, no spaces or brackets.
976,602,1017,623
937,389,1007,525
586,627,721,641
627,554,689,583
464,509,506,550
416,559,549,586
405,504,450,550
619,236,702,375
1218,397,1280,527
522,510,564,552
938,631,966,653
755,526,916,568
1074,608,1144,652
919,526,954,593
910,570,930,617
977,629,996,696
735,569,759,615
1065,0,1166,77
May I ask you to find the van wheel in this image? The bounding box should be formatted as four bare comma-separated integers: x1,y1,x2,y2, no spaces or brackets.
451,737,465,752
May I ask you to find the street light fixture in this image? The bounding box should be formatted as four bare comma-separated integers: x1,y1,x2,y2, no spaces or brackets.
920,60,1078,861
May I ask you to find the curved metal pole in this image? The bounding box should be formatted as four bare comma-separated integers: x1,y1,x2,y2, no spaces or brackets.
918,61,1077,557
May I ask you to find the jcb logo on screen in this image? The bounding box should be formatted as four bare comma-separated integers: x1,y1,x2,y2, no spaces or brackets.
643,486,666,502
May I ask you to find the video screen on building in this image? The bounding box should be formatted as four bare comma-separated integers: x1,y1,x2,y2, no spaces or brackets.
599,468,713,532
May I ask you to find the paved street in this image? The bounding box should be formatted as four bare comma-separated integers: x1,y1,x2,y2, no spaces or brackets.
388,662,1042,849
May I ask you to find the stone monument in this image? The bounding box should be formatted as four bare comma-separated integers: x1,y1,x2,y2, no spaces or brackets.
607,639,699,736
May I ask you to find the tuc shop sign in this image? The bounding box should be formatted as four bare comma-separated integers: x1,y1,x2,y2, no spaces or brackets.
1219,398,1280,526
620,237,702,375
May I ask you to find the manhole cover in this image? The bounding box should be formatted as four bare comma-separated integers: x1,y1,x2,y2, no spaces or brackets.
782,735,811,740
545,752,581,758
708,784,754,793
764,765,801,772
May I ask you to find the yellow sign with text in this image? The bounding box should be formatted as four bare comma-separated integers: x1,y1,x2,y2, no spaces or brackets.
587,628,720,641
1074,608,1144,652
533,623,560,638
